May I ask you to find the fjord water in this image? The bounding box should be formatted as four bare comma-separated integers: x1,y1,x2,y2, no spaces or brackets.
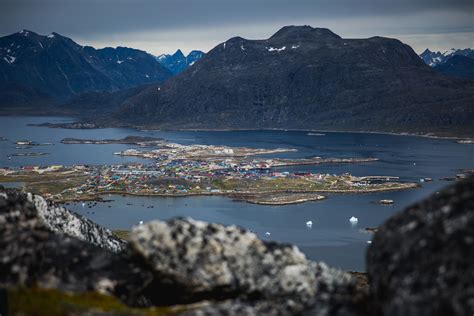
1,116,473,271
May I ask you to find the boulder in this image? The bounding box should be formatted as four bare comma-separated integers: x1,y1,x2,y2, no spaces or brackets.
0,187,125,252
129,217,359,314
0,226,153,306
0,188,364,314
367,176,474,315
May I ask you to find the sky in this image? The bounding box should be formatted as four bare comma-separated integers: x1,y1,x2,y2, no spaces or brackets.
1,0,473,55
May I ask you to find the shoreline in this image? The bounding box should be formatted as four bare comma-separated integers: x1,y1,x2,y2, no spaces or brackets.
5,114,472,139
54,183,419,205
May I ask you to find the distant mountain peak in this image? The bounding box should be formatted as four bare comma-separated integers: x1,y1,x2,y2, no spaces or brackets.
156,49,206,74
270,25,341,41
173,49,185,58
419,47,474,67
18,29,36,36
116,25,474,135
0,29,172,101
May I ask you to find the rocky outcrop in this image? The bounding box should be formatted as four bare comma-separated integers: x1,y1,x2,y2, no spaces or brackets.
0,187,125,252
367,176,474,315
0,188,361,315
5,176,473,315
129,217,359,314
0,226,153,306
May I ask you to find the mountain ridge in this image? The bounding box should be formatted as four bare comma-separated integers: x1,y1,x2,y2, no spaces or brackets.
419,48,474,67
0,30,172,107
114,25,474,136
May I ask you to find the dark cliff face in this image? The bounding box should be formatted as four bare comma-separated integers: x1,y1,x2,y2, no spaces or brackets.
116,25,474,135
0,30,172,104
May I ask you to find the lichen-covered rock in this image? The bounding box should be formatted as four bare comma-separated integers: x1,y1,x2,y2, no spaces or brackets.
367,176,474,316
0,188,364,314
129,217,358,314
181,263,363,316
0,226,153,306
0,187,125,252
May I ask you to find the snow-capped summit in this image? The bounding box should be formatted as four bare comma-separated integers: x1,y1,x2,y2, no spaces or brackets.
156,49,206,74
0,29,172,102
419,48,474,67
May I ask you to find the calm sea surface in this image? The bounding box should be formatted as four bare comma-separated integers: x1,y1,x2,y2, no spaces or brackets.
1,116,473,271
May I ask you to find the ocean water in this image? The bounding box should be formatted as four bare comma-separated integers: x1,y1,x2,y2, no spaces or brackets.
1,116,473,271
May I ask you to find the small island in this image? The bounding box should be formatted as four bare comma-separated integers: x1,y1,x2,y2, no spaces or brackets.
61,136,164,145
10,152,49,157
28,122,105,129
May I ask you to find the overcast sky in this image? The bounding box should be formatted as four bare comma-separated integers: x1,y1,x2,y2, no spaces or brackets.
2,0,473,55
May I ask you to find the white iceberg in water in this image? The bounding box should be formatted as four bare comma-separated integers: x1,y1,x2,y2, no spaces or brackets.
349,216,358,224
265,232,271,236
306,220,313,228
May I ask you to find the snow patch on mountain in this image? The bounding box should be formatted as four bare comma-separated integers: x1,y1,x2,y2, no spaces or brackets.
268,46,286,52
3,55,16,64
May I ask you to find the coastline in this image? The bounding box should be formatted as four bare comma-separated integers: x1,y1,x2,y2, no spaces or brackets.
24,113,474,140
53,183,419,206
3,114,473,139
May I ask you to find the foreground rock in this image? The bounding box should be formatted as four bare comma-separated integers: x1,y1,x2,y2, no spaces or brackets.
0,226,153,306
1,188,362,314
0,187,125,252
129,218,359,314
367,176,474,315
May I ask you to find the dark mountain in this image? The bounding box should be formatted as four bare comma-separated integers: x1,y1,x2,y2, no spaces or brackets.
0,30,172,107
115,25,474,136
60,84,151,116
0,83,59,115
433,55,474,80
157,49,205,74
420,48,474,66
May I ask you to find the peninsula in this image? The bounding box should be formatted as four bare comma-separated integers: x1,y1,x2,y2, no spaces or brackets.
0,140,418,205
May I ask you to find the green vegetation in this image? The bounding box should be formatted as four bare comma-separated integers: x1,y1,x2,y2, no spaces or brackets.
214,177,337,192
113,230,131,241
0,172,88,200
8,287,180,316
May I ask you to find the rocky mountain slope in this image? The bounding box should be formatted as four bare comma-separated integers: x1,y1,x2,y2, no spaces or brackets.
0,30,172,108
157,49,205,74
115,26,474,136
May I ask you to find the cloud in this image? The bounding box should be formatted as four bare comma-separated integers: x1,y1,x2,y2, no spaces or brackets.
1,0,473,54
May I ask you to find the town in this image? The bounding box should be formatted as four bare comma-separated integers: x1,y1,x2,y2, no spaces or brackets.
0,141,418,205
